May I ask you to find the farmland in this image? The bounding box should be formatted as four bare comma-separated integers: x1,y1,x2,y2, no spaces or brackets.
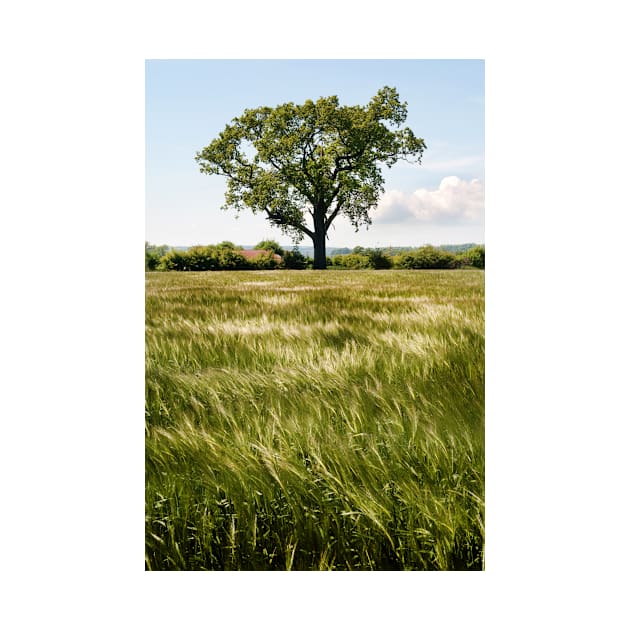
145,269,484,570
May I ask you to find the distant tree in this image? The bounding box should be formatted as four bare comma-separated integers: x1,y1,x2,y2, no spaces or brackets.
461,245,485,269
196,86,426,269
217,240,237,250
145,242,170,271
254,239,284,255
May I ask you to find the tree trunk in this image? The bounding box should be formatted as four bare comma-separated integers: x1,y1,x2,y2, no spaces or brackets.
312,210,327,270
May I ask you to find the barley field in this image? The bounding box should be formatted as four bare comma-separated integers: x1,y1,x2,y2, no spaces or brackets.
145,269,484,570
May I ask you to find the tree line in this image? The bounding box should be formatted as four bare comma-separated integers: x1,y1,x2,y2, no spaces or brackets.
146,241,484,271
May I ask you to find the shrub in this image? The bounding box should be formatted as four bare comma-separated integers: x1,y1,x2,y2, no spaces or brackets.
365,248,392,269
250,251,280,270
331,253,371,269
391,254,404,268
282,248,308,269
145,243,170,271
396,246,457,270
145,251,161,271
184,245,220,271
466,245,485,269
217,247,248,270
330,249,392,269
158,250,188,270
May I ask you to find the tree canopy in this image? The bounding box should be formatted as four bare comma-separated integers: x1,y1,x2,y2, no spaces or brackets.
254,239,284,255
195,86,426,269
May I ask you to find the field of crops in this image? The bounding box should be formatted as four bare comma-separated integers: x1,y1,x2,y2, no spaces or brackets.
145,269,484,570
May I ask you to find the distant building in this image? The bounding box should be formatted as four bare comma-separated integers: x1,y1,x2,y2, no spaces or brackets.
239,249,283,264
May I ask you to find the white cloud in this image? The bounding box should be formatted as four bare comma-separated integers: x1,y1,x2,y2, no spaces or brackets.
373,176,484,225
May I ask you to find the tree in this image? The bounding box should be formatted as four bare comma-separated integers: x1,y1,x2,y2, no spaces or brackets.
195,87,426,269
466,245,485,269
145,242,170,271
216,240,237,250
254,239,284,255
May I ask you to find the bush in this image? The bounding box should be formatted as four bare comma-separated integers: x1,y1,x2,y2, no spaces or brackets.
331,253,371,269
217,248,248,270
250,251,280,270
365,248,392,269
466,245,485,269
282,247,308,269
158,250,188,271
185,245,220,271
145,251,161,271
157,246,248,271
396,246,457,269
331,250,392,269
455,246,484,269
145,243,170,271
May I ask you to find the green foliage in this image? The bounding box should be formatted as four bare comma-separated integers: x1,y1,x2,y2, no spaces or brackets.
438,243,479,254
282,247,308,270
332,253,371,269
156,244,247,271
366,248,392,269
145,242,170,271
250,250,280,270
254,239,284,256
195,87,426,268
331,248,392,269
396,246,458,270
185,245,220,271
216,247,248,270
147,241,483,273
158,249,187,271
145,251,160,271
458,245,485,269
145,270,485,570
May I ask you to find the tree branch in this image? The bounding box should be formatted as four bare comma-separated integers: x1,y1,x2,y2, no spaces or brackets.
325,198,343,231
264,207,314,239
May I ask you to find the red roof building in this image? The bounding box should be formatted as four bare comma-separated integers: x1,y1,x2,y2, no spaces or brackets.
239,249,283,263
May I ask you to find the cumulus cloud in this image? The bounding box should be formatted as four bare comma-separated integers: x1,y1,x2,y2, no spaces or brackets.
373,177,484,225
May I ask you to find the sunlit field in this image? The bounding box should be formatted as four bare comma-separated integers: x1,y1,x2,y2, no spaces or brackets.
145,269,484,570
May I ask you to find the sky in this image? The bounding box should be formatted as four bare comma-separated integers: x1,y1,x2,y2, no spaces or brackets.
146,59,484,248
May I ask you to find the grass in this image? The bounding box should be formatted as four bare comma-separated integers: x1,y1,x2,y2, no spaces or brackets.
145,269,484,570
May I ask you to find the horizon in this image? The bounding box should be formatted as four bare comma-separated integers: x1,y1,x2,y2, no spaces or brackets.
146,60,484,248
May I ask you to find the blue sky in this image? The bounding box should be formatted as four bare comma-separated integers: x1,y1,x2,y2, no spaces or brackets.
146,59,484,247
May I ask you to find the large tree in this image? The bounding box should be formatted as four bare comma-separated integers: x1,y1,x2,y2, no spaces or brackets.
195,86,426,269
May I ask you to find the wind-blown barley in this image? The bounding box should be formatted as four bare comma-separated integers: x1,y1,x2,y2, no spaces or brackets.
146,269,484,570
